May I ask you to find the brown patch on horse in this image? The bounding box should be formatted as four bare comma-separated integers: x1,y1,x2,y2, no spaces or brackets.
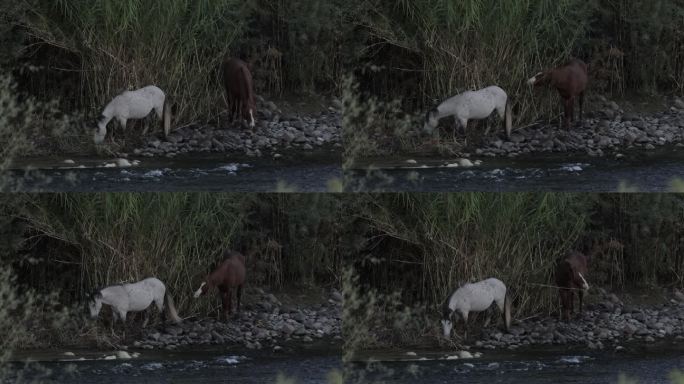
529,58,588,130
221,57,257,128
195,250,247,320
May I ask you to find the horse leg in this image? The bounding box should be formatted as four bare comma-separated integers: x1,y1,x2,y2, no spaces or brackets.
560,289,570,321
155,297,164,324
110,310,118,336
483,310,492,328
227,288,234,318
236,285,242,314
460,118,468,137
120,311,127,340
578,92,585,124
569,290,575,316
578,289,584,317
221,291,231,321
461,311,469,342
142,310,150,328
563,98,573,130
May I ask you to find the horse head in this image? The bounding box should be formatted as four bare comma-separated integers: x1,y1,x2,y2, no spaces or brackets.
93,116,107,144
527,71,551,88
241,101,256,129
571,252,590,291
440,298,455,338
423,108,439,134
88,291,103,318
193,281,209,298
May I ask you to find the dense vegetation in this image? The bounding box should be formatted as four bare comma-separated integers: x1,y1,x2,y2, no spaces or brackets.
2,193,683,349
0,193,347,329
341,0,684,157
2,0,682,158
342,193,684,351
4,1,681,120
1,0,354,120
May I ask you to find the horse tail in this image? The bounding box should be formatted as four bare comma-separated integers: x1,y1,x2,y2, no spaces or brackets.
164,292,182,324
503,292,512,332
504,98,512,139
162,98,171,138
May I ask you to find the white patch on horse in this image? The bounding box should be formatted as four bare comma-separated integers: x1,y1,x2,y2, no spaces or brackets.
527,72,543,85
193,282,206,298
94,85,167,144
578,272,589,290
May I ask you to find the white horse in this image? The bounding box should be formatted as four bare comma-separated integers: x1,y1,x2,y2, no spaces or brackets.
441,277,511,341
88,277,181,333
424,86,513,140
93,85,171,144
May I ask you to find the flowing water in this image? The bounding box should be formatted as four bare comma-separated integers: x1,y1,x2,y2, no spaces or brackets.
345,149,684,192
347,343,684,384
7,343,341,384
3,150,342,192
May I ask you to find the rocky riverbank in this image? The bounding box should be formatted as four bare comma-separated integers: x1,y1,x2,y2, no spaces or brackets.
474,97,684,158
473,288,684,352
132,96,343,159
132,288,342,352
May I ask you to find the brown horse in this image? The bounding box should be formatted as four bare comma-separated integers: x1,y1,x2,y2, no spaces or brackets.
555,250,590,321
555,239,623,321
194,250,246,320
527,58,588,130
221,57,257,129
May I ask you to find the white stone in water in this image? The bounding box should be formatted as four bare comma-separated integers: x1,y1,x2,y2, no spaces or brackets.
458,159,474,168
63,160,76,165
445,355,459,360
63,352,75,356
405,351,417,356
131,352,140,358
115,158,132,168
445,163,459,168
463,363,475,369
104,163,117,168
405,159,417,164
103,355,117,360
116,351,132,359
458,351,474,359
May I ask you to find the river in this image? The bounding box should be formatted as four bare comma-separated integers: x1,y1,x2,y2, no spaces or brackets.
345,148,684,192
3,150,342,192
6,343,341,384
346,343,684,384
